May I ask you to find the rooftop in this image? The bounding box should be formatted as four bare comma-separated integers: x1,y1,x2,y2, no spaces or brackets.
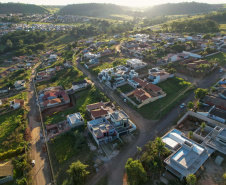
111,110,129,121
67,112,83,124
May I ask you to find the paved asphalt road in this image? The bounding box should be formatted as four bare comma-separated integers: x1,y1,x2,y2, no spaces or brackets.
76,61,225,185
28,64,52,185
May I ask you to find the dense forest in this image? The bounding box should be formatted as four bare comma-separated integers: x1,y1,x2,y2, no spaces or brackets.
203,11,226,23
59,3,130,17
163,19,220,33
145,2,223,16
0,3,49,14
0,30,51,55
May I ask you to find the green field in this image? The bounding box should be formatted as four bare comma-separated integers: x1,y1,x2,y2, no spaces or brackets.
137,77,193,120
117,84,135,93
204,52,226,65
49,127,95,185
0,109,27,153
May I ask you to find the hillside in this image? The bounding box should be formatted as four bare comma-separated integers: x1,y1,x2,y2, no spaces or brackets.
0,3,49,14
59,3,131,18
145,2,223,16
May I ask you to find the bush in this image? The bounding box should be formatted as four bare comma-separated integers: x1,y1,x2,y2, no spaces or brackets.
0,147,24,161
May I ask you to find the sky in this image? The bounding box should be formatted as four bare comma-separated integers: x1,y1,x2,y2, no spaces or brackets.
1,0,225,7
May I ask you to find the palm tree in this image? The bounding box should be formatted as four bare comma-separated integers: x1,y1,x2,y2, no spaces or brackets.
153,137,168,158
188,131,193,139
200,122,206,136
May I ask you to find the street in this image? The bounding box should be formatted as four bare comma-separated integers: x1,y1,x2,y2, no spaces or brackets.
76,61,225,185
27,64,52,185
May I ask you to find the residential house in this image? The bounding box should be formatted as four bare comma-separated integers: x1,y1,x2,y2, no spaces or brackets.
206,126,226,155
14,80,25,90
71,80,88,91
129,70,138,80
86,102,115,120
149,67,173,84
182,51,202,59
67,112,84,128
219,89,226,99
0,86,8,94
202,95,226,111
10,99,24,109
163,129,213,181
87,118,119,146
84,52,101,59
110,110,130,133
126,59,147,70
43,98,61,107
89,58,99,65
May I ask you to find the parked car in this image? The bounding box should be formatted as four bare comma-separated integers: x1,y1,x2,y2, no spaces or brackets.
220,69,223,73
180,103,185,108
31,160,35,167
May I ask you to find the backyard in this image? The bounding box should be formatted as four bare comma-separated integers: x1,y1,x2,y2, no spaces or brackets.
136,77,193,120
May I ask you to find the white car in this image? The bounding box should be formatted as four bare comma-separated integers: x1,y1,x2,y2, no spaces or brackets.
31,160,35,167
180,103,185,108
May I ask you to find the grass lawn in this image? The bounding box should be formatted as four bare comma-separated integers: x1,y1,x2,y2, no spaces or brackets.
36,66,84,91
204,52,226,65
48,127,95,185
137,77,193,120
118,84,135,93
0,109,27,153
44,86,109,125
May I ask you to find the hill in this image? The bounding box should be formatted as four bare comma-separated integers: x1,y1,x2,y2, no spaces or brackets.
0,3,49,14
145,2,223,16
59,3,131,18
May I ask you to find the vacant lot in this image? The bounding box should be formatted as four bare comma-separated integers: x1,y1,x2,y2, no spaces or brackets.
89,58,127,76
48,127,95,185
137,77,193,120
0,109,27,153
204,52,226,65
118,84,135,93
220,24,226,34
36,66,84,91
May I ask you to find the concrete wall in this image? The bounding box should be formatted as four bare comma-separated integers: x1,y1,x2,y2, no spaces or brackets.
177,111,225,128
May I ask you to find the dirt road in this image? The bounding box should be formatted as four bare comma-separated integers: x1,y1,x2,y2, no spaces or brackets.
27,64,52,185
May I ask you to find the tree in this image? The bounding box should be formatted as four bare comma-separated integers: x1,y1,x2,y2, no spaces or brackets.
187,131,193,139
200,122,206,135
6,39,13,48
223,172,226,181
194,88,208,99
187,102,194,110
186,174,196,185
67,161,89,185
152,137,168,158
125,158,147,185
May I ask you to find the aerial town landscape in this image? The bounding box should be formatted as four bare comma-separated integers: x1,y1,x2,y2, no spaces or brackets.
0,1,226,185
